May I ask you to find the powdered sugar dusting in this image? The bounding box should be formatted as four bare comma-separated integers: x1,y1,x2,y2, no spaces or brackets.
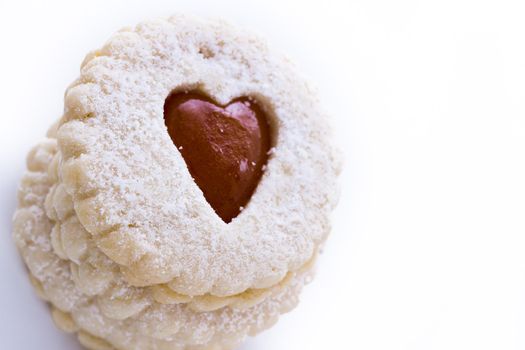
58,14,339,296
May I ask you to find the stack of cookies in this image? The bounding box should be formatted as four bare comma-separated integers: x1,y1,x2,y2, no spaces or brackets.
13,15,340,350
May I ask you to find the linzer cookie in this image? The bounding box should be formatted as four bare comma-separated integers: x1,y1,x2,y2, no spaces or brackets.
13,14,341,350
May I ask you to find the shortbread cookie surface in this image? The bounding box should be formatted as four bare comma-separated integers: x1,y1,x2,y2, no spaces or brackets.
58,14,340,296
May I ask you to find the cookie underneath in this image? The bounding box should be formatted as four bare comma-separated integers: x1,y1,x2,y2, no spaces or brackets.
14,137,313,350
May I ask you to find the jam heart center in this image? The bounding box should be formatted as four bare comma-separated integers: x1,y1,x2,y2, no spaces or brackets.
164,91,271,223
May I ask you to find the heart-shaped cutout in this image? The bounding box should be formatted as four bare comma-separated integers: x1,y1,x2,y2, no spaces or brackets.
164,91,271,223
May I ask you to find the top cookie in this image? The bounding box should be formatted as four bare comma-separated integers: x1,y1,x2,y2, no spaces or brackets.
57,14,341,297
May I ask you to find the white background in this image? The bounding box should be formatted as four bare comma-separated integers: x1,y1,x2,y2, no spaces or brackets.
1,0,525,349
